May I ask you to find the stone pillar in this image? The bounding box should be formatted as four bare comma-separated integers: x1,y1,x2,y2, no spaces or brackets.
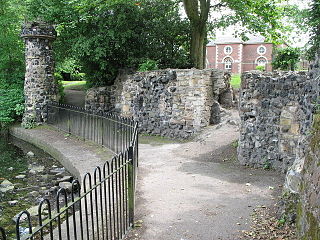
21,22,57,125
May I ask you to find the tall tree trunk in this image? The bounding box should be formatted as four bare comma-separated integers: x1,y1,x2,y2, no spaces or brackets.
183,0,210,69
190,22,206,69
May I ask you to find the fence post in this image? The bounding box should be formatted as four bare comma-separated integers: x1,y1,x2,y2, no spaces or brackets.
128,145,135,227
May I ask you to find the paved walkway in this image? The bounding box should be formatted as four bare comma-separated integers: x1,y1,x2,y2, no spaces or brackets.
10,125,113,181
125,112,284,240
10,109,284,240
64,89,86,108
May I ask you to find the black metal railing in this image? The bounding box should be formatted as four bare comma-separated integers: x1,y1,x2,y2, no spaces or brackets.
47,102,135,154
0,103,138,240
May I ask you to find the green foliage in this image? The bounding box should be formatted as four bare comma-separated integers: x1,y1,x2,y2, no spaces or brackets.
256,65,265,71
272,47,301,71
27,0,191,87
72,73,86,82
263,160,271,170
0,87,24,128
230,74,241,89
21,117,37,129
214,0,288,44
307,0,320,60
54,72,63,82
55,79,65,103
0,0,26,128
138,59,159,72
231,140,239,148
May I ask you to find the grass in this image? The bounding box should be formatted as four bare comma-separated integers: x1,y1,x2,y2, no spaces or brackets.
230,74,241,89
62,81,87,91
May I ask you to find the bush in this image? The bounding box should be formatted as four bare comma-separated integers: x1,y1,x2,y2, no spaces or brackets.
138,59,159,72
256,65,265,71
272,47,301,71
71,73,86,81
0,85,24,128
54,72,63,82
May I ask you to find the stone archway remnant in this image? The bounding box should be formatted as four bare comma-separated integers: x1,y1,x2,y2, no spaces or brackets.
21,22,57,126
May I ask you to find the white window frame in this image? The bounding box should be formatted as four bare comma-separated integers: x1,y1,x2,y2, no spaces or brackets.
224,57,233,70
257,45,266,55
224,46,233,55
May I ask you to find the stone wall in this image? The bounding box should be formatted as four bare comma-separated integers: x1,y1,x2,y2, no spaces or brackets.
294,115,320,239
284,55,320,239
21,22,57,125
86,69,233,138
238,71,317,172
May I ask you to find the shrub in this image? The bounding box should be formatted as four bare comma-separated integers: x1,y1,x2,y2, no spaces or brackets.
138,59,159,72
0,85,24,128
256,65,265,71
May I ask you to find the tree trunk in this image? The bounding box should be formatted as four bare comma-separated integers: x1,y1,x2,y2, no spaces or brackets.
190,22,206,69
183,0,210,69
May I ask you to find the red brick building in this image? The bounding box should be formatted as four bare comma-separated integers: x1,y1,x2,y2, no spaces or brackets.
206,35,274,73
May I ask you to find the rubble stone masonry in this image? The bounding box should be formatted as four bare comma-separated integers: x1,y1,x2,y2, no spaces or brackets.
86,69,233,139
21,22,57,125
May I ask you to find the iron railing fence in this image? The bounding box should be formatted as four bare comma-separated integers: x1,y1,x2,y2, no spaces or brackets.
47,102,135,154
0,103,139,240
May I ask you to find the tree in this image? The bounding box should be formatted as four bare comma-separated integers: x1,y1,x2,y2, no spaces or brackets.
182,0,288,69
27,0,191,87
272,47,301,71
307,0,320,60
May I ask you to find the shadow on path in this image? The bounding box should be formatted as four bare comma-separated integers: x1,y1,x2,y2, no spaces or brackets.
125,114,284,240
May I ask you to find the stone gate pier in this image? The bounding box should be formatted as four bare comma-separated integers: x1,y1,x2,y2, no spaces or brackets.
21,22,57,125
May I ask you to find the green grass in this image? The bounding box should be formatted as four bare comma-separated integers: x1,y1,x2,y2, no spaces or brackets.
230,74,241,89
62,81,87,91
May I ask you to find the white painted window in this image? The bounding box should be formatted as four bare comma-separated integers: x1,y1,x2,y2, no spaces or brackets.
257,46,266,55
224,46,233,55
224,57,233,70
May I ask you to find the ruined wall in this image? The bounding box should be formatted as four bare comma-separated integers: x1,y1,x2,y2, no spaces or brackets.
86,69,232,139
238,71,317,172
294,115,320,239
21,22,57,125
285,56,320,239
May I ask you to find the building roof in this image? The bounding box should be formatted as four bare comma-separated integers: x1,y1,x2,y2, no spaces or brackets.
207,34,267,46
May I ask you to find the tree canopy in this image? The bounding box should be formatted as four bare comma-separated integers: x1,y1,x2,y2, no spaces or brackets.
27,0,191,86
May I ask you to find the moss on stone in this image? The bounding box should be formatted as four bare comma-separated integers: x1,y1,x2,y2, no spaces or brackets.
295,113,320,239
310,114,320,152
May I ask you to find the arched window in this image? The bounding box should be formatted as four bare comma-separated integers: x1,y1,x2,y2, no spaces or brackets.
224,57,233,70
257,57,267,66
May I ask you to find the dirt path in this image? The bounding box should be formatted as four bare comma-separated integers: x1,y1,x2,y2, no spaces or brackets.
126,110,284,240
